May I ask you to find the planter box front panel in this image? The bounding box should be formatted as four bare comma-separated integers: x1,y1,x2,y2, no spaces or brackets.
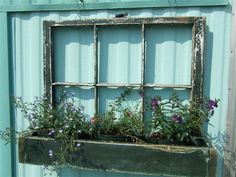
19,137,216,177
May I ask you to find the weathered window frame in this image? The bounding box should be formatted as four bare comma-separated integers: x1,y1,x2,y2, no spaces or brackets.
44,17,205,114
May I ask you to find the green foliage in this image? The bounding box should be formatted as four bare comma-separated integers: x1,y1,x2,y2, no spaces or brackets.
12,96,55,130
0,89,219,175
1,89,219,146
91,89,144,140
147,93,219,145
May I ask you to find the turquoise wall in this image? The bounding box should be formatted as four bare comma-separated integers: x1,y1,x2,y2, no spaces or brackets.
0,1,232,177
0,12,12,177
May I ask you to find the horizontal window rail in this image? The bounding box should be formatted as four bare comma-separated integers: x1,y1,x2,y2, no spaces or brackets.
52,82,192,89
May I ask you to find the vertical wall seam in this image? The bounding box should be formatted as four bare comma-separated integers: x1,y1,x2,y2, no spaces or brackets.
224,0,236,176
0,12,12,177
8,12,17,177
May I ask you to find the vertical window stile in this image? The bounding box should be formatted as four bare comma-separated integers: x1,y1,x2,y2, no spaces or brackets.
191,17,205,100
43,21,53,101
94,25,98,114
141,23,145,120
49,26,53,102
191,22,196,101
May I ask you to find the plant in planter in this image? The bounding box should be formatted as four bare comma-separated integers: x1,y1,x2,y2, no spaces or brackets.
147,93,219,145
8,93,92,167
12,93,91,137
0,89,219,177
90,89,144,142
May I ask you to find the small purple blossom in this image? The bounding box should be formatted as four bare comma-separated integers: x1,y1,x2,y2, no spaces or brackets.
208,99,218,110
172,114,182,124
127,111,132,117
48,129,55,136
71,106,77,113
150,97,160,109
64,103,68,109
48,150,53,158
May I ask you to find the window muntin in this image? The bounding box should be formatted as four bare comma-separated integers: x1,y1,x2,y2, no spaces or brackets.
44,17,205,116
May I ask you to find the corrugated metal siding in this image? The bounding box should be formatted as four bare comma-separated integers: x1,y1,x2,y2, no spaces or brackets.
145,25,192,85
224,0,236,176
0,0,78,6
98,26,142,84
9,6,231,177
0,12,12,177
0,0,230,11
53,26,94,83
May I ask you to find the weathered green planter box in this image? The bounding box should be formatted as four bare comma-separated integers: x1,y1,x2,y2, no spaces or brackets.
19,136,216,177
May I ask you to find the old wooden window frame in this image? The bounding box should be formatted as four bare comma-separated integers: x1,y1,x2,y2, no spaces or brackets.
43,17,205,114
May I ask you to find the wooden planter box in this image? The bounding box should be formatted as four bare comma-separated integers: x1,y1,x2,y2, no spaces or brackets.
19,136,216,177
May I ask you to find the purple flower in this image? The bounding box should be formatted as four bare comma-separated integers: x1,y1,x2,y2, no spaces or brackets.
64,103,68,109
48,129,55,136
208,99,218,110
150,97,159,109
71,106,77,113
172,114,182,124
48,150,53,158
127,111,132,117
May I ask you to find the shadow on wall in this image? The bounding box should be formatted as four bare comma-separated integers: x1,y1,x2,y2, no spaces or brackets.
203,26,213,99
202,26,213,134
208,131,230,176
224,131,236,177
